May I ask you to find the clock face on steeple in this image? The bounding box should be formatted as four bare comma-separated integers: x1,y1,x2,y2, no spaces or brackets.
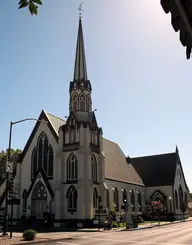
177,169,181,180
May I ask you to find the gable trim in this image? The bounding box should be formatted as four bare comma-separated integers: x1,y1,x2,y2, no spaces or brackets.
27,168,54,198
19,110,59,163
174,151,189,193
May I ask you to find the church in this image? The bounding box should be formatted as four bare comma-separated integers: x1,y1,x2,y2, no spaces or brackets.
0,17,189,228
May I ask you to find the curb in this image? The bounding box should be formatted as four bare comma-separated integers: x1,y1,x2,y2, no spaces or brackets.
121,219,192,232
14,236,74,245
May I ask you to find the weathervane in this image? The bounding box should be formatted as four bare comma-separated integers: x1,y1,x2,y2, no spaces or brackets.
78,2,83,18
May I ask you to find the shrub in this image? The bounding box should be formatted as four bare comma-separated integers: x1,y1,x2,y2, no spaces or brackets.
23,229,37,241
108,210,116,221
137,215,144,223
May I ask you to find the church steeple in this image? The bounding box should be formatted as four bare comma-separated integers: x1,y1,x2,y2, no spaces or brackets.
69,17,92,113
73,18,88,81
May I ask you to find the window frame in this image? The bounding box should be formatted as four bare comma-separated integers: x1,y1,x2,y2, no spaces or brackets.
67,185,78,212
67,153,78,181
72,93,78,111
79,93,86,111
91,154,97,182
31,132,54,180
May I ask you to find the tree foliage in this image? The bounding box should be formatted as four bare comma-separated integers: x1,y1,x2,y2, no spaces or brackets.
0,149,22,185
18,0,43,15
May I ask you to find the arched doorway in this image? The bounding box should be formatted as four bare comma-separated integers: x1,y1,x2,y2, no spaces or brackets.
31,181,47,218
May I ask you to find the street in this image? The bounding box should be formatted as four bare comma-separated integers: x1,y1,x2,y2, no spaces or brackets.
41,221,192,245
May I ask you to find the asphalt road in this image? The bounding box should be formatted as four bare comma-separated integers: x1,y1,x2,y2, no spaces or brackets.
40,221,192,245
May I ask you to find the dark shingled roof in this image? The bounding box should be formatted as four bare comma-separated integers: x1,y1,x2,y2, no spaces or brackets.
103,139,144,186
131,152,177,187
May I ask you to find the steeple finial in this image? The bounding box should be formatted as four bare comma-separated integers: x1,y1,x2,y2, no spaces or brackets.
73,9,88,82
78,2,83,19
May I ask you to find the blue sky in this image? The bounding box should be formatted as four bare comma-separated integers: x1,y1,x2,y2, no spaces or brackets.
1,0,192,190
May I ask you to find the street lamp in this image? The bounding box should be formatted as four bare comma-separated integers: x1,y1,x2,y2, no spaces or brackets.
3,118,47,236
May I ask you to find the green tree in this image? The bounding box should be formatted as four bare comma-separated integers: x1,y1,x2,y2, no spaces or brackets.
18,0,43,15
190,193,192,200
0,149,22,185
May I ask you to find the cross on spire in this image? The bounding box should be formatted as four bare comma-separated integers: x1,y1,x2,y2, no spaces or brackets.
78,2,83,18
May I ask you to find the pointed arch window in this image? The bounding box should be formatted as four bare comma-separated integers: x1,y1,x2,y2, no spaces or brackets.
67,185,77,212
72,93,78,111
122,189,127,204
179,185,183,209
47,146,53,177
67,153,78,181
86,94,91,112
130,190,135,212
79,94,86,111
31,132,54,179
38,136,43,169
92,154,97,182
137,190,142,212
175,190,178,209
93,187,98,208
43,136,48,174
22,190,27,212
113,187,119,212
37,132,48,171
31,147,38,179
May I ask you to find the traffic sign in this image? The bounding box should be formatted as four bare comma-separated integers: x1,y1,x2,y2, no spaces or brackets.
9,192,18,199
6,162,13,173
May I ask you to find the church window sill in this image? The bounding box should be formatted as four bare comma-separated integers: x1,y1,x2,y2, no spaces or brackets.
63,180,78,184
68,209,76,213
63,142,80,152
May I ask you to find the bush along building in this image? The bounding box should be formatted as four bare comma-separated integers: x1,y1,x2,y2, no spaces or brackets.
0,16,189,228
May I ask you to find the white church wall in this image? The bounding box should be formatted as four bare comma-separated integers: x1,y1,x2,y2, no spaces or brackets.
105,179,145,214
17,121,59,219
59,124,105,222
173,162,189,218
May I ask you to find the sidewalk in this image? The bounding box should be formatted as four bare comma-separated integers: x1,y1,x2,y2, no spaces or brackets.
0,232,73,245
120,217,192,231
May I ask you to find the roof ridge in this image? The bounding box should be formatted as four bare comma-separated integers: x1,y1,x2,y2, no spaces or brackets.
45,110,66,122
131,151,176,159
103,137,118,145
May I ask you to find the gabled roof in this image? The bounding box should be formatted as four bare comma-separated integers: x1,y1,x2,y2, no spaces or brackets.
45,111,66,133
131,152,178,187
19,110,65,163
103,139,144,186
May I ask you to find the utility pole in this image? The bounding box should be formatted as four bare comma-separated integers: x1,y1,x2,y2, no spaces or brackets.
2,118,48,236
3,122,13,236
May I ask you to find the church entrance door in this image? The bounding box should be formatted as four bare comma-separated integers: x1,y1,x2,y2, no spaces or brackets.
31,181,47,219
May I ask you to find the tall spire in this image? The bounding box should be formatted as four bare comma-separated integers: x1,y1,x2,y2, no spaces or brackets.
73,17,88,81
